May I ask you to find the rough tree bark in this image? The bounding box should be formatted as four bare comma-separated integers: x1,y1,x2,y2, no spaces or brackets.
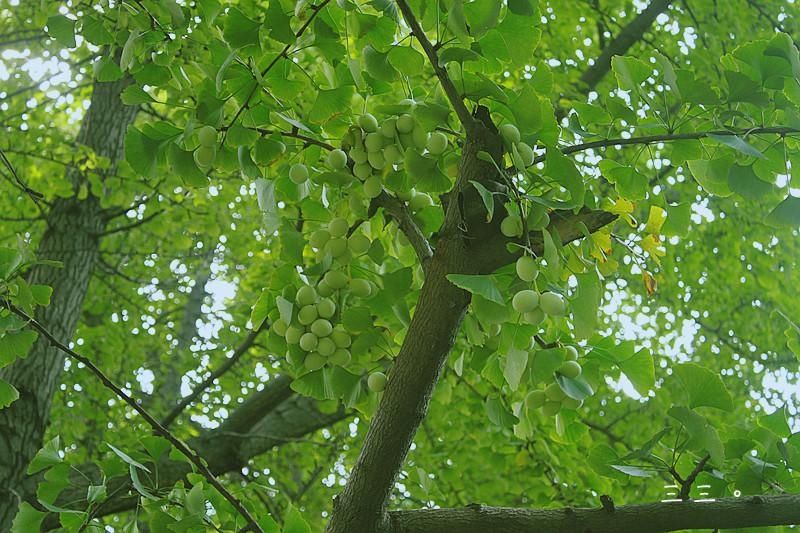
325,0,664,529
0,78,138,529
326,113,615,532
386,494,800,533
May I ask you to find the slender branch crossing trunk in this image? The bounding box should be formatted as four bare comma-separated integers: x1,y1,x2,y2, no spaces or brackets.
0,78,137,529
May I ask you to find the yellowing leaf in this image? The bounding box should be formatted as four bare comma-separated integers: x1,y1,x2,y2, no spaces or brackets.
642,271,657,295
640,234,665,264
608,198,634,215
644,206,667,234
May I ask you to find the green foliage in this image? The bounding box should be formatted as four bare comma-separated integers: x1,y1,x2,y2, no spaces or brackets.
2,0,800,531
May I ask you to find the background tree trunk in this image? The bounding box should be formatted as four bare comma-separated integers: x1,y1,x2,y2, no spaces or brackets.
0,78,137,529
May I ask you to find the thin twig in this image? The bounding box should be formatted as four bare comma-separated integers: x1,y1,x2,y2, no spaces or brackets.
679,453,711,500
161,322,268,427
224,0,331,134
1,300,264,533
524,126,800,170
0,148,45,208
395,0,475,131
96,209,165,237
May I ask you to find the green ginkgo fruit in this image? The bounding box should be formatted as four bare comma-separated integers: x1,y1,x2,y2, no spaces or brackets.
197,125,217,147
331,328,352,348
540,291,567,316
324,270,349,290
350,278,372,298
426,131,448,155
327,149,348,169
499,123,521,145
500,214,523,238
299,332,319,352
328,217,349,238
316,298,336,319
368,371,387,392
515,255,539,282
564,345,579,361
296,285,318,307
193,145,216,168
310,318,333,338
558,360,582,379
396,114,415,134
271,319,288,337
298,305,318,325
317,337,336,357
512,290,540,313
358,113,379,132
525,389,547,410
289,163,309,184
348,234,371,255
285,326,303,345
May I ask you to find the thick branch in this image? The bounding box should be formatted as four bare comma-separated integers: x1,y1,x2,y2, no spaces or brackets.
326,118,504,533
46,380,347,527
385,494,800,533
395,0,475,131
3,302,263,533
477,207,617,273
579,0,674,91
386,494,800,533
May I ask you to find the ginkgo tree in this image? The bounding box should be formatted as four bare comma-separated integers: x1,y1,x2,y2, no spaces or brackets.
1,0,800,531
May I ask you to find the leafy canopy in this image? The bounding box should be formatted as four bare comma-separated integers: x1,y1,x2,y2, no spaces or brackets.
1,0,799,531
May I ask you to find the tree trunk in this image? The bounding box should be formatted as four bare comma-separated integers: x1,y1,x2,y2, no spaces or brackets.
0,78,137,529
326,105,617,531
155,253,213,410
326,114,504,533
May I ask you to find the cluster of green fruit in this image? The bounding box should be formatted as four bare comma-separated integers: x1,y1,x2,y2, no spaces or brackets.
499,123,535,170
340,112,448,199
193,125,218,168
493,123,546,239
271,217,380,371
525,346,584,416
271,281,354,371
307,218,374,276
510,255,567,325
